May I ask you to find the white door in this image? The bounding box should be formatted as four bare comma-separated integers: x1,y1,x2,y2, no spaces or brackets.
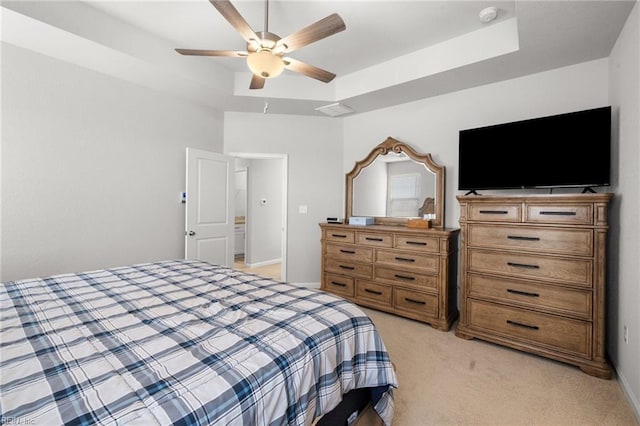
185,148,234,266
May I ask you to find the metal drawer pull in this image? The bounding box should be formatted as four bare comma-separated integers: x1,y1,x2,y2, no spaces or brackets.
507,320,539,330
406,241,427,246
339,249,356,254
394,274,415,281
507,288,540,297
507,235,540,241
365,289,383,295
540,211,576,216
405,298,426,305
507,262,540,269
332,234,348,238
365,237,384,242
339,265,355,270
330,281,347,287
479,210,509,214
395,257,415,262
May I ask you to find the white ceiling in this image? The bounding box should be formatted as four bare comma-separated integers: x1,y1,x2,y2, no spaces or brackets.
1,1,636,116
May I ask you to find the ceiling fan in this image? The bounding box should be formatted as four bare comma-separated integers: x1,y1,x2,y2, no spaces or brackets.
176,0,346,90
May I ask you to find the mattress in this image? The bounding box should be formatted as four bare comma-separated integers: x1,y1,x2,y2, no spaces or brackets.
0,260,397,425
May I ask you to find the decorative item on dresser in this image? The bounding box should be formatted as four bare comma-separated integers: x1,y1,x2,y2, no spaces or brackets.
320,137,460,331
320,223,459,331
455,193,613,378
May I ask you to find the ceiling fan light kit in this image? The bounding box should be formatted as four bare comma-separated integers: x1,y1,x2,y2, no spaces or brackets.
176,0,345,89
247,50,284,78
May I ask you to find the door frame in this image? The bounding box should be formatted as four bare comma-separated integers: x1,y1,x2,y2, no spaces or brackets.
229,152,288,282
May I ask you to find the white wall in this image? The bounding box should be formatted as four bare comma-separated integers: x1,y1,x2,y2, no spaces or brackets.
608,1,640,418
1,44,223,281
223,112,343,284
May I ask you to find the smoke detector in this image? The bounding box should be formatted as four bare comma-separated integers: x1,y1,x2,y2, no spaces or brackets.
479,7,498,23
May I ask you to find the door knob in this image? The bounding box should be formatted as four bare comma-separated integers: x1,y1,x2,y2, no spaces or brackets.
187,230,196,236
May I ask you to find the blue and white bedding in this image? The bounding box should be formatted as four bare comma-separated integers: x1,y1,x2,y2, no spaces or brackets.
0,260,397,425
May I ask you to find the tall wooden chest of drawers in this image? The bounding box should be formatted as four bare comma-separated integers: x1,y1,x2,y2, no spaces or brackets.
320,223,459,331
456,194,613,378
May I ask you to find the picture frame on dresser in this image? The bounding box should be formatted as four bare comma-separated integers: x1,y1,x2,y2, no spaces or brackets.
455,193,613,379
320,137,460,331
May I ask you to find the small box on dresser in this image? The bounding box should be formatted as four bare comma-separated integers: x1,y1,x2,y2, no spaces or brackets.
455,193,613,378
320,223,459,331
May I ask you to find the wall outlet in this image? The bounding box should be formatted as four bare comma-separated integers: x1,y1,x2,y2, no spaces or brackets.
623,325,629,344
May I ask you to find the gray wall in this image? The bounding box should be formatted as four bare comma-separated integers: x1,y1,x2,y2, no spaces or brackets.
343,59,609,230
608,1,640,417
245,158,283,266
1,44,223,280
223,112,343,285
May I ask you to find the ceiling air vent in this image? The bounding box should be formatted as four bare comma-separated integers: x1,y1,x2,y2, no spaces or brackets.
315,102,354,117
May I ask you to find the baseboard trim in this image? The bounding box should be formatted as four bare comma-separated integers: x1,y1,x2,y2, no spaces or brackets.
244,258,281,268
615,365,640,423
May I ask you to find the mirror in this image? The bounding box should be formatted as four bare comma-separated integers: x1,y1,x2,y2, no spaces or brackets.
346,137,445,228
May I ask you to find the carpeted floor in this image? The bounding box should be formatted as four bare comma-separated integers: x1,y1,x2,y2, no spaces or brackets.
361,307,639,426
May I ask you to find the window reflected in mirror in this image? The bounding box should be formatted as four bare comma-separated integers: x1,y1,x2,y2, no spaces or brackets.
345,137,445,228
353,154,436,218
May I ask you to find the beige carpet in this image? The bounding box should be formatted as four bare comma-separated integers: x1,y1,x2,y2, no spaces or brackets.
361,307,639,426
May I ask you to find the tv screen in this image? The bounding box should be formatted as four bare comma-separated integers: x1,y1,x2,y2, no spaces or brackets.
458,106,611,191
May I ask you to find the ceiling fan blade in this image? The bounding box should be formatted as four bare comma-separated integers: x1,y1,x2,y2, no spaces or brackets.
250,74,266,90
210,0,259,44
278,13,345,53
283,57,336,83
175,48,248,57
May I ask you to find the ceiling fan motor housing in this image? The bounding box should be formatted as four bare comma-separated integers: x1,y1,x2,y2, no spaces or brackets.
248,31,285,52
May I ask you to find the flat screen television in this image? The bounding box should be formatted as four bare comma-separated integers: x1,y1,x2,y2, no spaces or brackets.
458,106,611,192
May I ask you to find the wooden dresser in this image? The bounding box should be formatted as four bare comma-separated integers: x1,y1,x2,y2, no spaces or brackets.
456,194,613,378
319,223,459,331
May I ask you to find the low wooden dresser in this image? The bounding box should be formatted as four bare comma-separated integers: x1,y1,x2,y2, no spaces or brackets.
456,193,613,378
319,223,459,331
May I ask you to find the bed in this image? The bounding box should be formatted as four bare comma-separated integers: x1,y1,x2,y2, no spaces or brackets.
0,259,397,425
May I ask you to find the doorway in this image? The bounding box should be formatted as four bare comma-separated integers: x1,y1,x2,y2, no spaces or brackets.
230,153,287,282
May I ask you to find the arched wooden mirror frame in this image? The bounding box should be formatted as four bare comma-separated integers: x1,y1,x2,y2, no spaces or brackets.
345,137,445,228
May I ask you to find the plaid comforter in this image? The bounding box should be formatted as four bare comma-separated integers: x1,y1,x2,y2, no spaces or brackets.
0,260,397,425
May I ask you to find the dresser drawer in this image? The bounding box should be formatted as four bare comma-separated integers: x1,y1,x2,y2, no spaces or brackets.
394,235,440,253
356,280,392,305
468,224,593,256
357,232,393,248
469,249,592,287
468,203,522,222
394,288,438,317
526,204,593,225
467,274,591,319
324,229,355,244
323,273,355,297
375,267,438,290
324,259,372,279
325,243,373,263
376,249,440,273
468,300,591,358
